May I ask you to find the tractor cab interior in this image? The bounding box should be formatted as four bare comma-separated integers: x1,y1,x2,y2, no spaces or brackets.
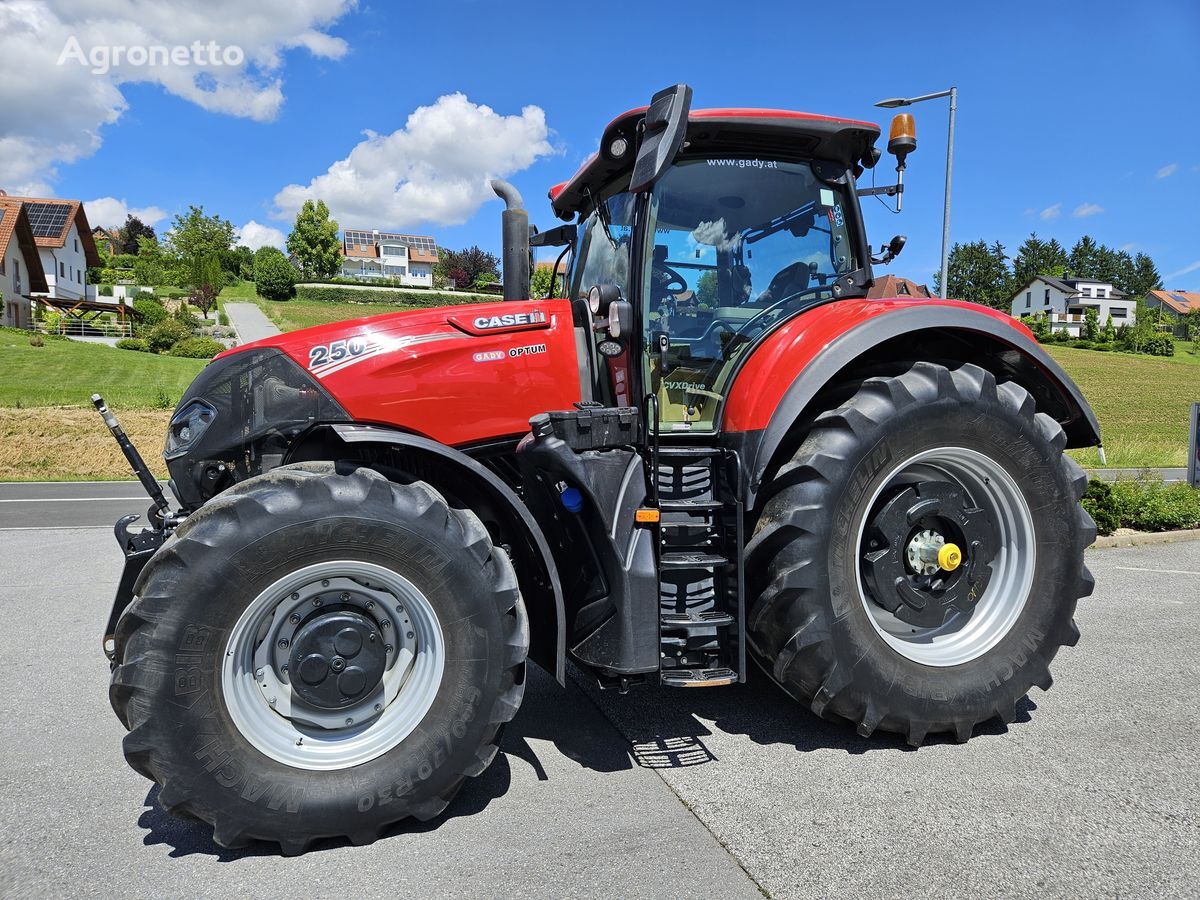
565,156,861,431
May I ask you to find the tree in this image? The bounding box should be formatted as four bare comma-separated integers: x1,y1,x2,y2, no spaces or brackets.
118,215,157,255
220,245,255,283
188,254,224,319
1082,307,1100,341
254,246,296,301
530,264,555,299
166,205,235,272
696,270,719,308
1011,233,1069,288
1067,236,1103,279
286,199,341,280
441,246,499,289
131,235,169,287
1102,314,1115,343
1128,252,1163,298
937,240,1012,309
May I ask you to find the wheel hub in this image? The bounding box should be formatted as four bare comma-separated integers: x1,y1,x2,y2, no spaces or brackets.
861,481,998,628
288,610,387,710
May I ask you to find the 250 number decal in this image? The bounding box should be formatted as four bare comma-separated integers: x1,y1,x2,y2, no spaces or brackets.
309,337,369,368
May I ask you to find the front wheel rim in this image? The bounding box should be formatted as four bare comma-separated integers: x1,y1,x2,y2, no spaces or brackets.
854,447,1036,667
222,560,444,770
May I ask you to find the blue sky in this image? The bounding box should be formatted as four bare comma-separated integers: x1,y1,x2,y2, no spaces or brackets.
5,0,1198,290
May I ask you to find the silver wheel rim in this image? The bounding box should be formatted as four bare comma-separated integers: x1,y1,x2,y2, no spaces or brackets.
222,560,444,770
854,447,1036,667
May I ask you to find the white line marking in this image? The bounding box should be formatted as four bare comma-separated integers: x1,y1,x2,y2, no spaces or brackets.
0,497,145,503
1115,566,1200,577
0,525,113,532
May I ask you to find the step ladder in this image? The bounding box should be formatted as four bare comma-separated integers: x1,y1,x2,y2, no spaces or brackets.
653,445,745,687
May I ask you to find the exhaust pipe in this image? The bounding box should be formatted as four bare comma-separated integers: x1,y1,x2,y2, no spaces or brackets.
490,179,529,301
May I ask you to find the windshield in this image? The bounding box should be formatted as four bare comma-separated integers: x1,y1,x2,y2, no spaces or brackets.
567,192,637,302
644,157,858,431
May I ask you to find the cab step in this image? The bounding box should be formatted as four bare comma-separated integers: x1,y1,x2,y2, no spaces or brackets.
661,610,735,629
660,551,729,570
661,666,738,688
659,498,725,513
655,446,724,458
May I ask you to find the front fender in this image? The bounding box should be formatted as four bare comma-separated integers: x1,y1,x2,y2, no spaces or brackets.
721,299,1101,509
286,423,567,684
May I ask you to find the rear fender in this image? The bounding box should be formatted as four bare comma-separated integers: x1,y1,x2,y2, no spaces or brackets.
286,423,566,684
722,300,1101,509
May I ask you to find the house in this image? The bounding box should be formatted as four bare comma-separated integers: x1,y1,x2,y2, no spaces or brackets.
866,275,933,299
1144,290,1200,334
0,194,101,302
1009,275,1136,335
0,199,50,328
340,229,438,287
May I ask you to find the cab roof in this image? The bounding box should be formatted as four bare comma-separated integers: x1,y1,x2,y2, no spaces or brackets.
549,107,881,219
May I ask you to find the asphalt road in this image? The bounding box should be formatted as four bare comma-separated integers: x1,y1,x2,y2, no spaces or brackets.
0,481,164,529
0,512,1196,897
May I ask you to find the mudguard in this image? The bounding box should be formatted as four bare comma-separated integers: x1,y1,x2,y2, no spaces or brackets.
286,423,567,684
721,299,1102,508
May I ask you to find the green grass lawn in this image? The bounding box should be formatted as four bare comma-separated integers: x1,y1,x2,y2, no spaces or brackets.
218,281,258,301
0,330,205,410
251,297,471,332
1046,345,1200,468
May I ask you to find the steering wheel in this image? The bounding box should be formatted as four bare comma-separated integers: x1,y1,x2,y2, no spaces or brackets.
652,264,688,298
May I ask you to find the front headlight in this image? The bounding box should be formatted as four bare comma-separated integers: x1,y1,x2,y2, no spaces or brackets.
164,399,217,459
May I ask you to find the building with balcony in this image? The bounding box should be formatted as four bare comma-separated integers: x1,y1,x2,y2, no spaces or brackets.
340,230,438,287
1009,274,1137,336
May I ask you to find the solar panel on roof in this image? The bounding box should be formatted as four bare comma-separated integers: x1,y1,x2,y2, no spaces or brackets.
1170,293,1191,304
25,201,71,239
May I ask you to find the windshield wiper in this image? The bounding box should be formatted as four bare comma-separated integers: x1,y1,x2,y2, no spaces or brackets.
587,188,620,251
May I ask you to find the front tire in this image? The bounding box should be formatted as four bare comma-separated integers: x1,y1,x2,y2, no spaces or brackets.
746,362,1095,745
110,464,528,853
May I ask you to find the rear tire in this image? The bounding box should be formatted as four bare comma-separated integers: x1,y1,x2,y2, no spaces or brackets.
746,362,1095,745
110,463,528,853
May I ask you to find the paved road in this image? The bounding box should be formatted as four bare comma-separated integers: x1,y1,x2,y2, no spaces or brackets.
0,518,1196,897
0,481,163,529
224,301,282,345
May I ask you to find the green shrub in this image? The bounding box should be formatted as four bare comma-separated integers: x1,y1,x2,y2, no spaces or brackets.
254,246,297,301
293,285,476,306
172,306,201,330
115,337,150,352
98,284,113,296
146,319,193,353
218,311,229,326
169,336,226,359
1109,477,1200,532
1092,342,1113,351
110,253,138,269
133,298,168,328
1082,479,1120,536
28,334,44,348
1073,340,1095,351
1143,333,1174,357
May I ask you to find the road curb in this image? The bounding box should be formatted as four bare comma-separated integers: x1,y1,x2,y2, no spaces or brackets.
1091,528,1200,549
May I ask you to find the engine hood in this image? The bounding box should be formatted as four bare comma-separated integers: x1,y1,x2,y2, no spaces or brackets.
218,299,582,446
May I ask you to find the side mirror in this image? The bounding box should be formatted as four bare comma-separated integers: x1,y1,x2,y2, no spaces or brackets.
871,235,907,266
629,84,693,194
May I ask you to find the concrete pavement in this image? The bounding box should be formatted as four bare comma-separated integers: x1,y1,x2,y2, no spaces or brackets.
224,301,282,345
1087,467,1189,484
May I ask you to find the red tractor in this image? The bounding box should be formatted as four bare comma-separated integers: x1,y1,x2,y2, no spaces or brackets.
98,85,1097,853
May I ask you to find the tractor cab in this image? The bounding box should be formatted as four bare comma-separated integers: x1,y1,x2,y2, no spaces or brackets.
546,90,881,432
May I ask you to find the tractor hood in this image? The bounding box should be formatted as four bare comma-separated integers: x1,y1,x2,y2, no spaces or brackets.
167,299,581,509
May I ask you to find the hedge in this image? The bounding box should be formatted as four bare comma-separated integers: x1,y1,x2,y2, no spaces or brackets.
1083,477,1200,536
169,336,226,359
294,285,489,306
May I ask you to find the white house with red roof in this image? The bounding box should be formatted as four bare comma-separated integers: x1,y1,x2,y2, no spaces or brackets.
0,193,101,303
0,199,50,328
340,229,439,287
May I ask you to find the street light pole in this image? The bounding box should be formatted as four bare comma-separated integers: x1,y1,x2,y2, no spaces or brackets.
875,87,957,297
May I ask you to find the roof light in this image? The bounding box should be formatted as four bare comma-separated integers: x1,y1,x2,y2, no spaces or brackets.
608,136,629,159
887,113,917,161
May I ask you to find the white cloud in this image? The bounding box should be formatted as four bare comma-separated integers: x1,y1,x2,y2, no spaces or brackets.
1073,203,1104,218
1165,260,1200,280
85,196,167,229
238,220,287,251
0,0,354,194
1156,163,1178,179
1039,203,1061,221
1118,242,1136,252
273,93,557,229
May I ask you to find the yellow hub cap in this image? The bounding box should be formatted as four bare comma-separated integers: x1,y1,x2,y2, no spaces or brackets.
938,542,963,571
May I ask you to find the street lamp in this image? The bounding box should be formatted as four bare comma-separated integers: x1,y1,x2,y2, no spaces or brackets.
876,88,957,298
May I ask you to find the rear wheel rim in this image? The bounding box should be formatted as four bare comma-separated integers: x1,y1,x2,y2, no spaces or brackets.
222,560,444,770
854,447,1036,667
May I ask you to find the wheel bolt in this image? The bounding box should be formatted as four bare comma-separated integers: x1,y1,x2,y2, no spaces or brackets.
291,592,299,600
345,717,354,726
313,598,323,607
406,631,414,639
269,697,277,707
381,621,390,629
322,580,330,587
289,613,301,624
281,663,289,673
277,639,289,649
340,592,350,601
368,632,377,642
255,668,264,679
374,703,382,712
385,644,393,653
365,600,375,610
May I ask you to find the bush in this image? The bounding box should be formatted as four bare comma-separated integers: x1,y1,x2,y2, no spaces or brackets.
1082,479,1121,536
28,334,44,347
168,336,226,359
293,285,477,306
254,246,297,301
1143,332,1174,356
1108,477,1200,532
110,253,138,269
98,284,113,296
172,306,201,330
115,337,150,352
133,297,168,327
146,319,193,353
218,311,229,326
1073,340,1095,351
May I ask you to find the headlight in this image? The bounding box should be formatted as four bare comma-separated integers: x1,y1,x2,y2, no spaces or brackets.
164,399,217,459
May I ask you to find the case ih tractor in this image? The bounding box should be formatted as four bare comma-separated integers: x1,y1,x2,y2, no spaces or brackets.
97,84,1098,853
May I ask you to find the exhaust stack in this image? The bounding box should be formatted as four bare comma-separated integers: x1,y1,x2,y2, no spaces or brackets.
490,179,530,301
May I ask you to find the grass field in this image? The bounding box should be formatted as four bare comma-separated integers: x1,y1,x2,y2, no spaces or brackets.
1046,345,1200,468
252,297,471,332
